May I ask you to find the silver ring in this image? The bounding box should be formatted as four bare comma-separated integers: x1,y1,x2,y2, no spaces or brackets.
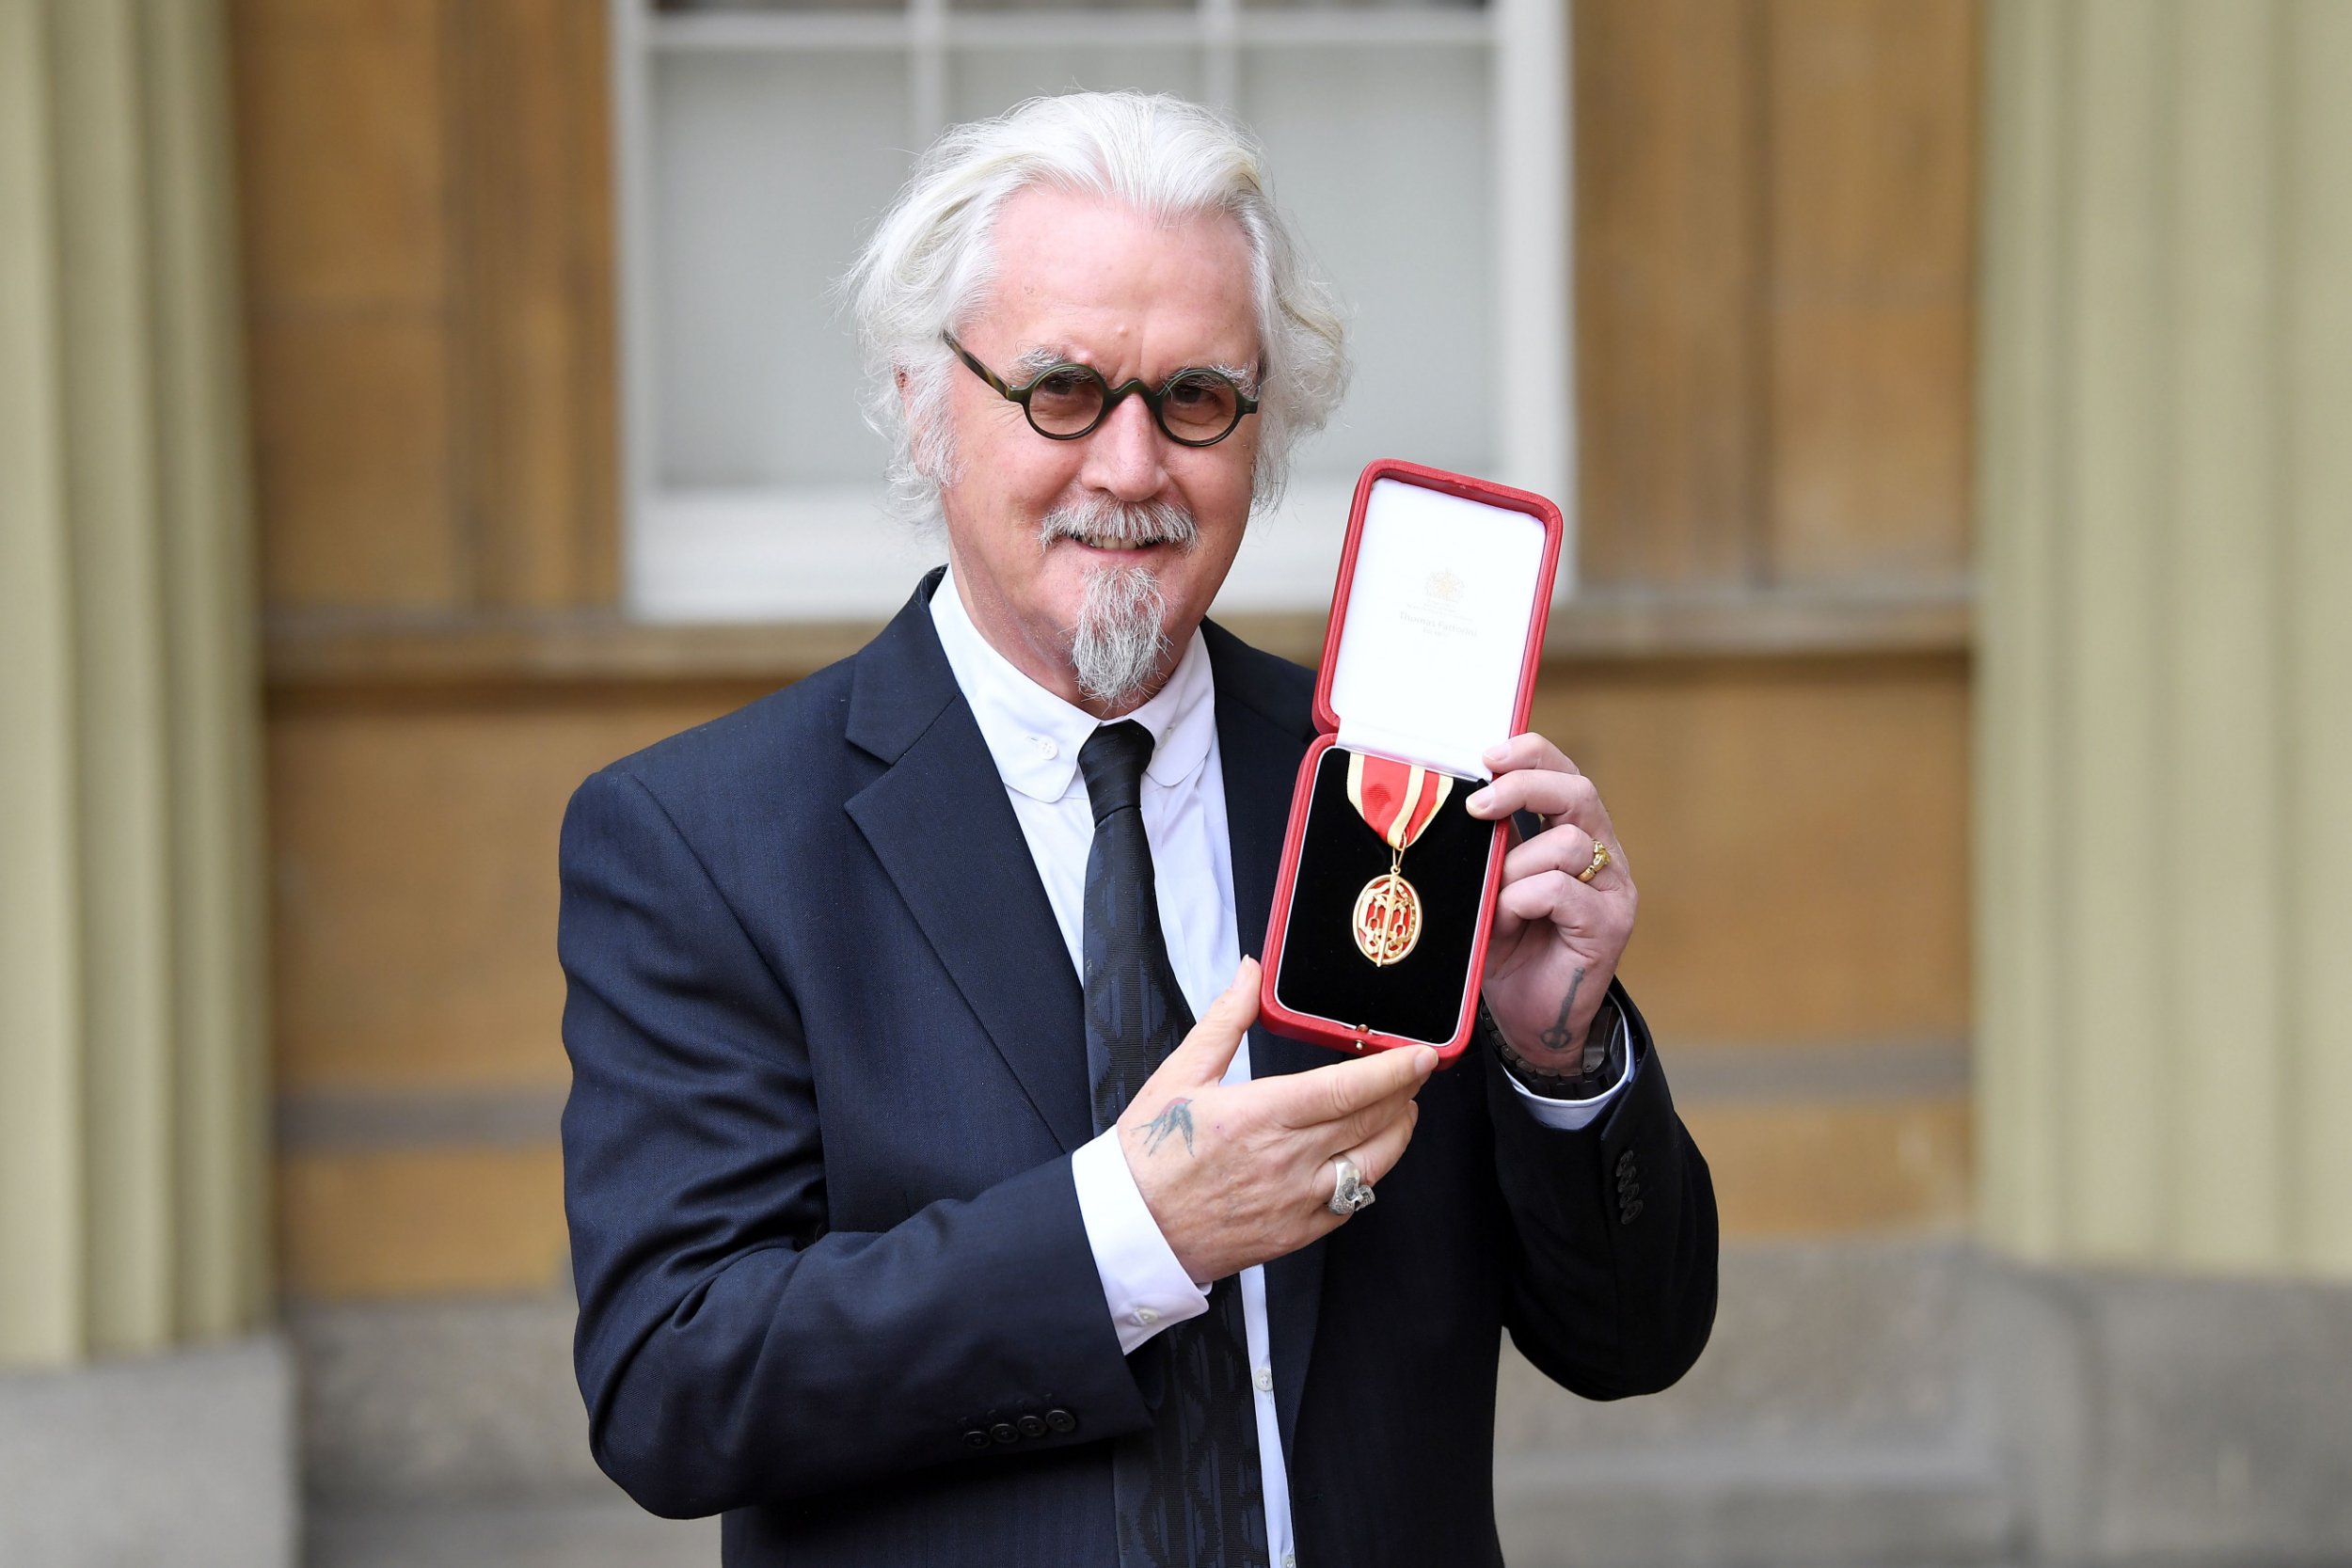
1326,1155,1376,1217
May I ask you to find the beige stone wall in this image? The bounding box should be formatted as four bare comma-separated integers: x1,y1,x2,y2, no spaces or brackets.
235,0,1988,1307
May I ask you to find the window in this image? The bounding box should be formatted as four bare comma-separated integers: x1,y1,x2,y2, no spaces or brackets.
612,0,1571,620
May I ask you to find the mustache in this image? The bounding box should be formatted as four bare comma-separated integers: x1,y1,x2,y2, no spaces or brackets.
1036,495,1200,551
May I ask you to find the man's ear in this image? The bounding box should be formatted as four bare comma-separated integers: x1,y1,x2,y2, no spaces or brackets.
898,365,936,451
899,363,955,487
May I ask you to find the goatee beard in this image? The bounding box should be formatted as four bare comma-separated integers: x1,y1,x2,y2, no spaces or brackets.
1071,564,1171,712
1038,496,1200,712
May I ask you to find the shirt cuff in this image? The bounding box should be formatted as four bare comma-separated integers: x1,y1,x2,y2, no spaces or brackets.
1504,1006,1635,1132
1072,1127,1212,1354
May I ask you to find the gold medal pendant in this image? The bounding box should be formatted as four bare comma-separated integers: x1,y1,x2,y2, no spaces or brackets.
1352,859,1423,966
1343,751,1454,967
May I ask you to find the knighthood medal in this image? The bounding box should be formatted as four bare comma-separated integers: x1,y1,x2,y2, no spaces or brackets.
1343,750,1455,967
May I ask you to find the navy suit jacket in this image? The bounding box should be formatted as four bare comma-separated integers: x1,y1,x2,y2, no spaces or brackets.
558,572,1718,1566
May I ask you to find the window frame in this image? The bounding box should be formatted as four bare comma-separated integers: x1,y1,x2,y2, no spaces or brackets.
608,0,1573,621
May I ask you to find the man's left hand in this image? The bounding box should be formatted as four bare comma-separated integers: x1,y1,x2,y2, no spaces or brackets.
1464,732,1636,1069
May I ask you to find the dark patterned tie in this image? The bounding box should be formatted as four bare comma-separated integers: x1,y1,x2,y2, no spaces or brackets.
1079,721,1270,1568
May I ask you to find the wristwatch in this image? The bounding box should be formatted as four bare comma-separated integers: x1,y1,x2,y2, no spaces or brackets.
1480,991,1624,1100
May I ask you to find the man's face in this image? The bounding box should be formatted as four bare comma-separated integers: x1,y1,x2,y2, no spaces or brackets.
930,185,1262,711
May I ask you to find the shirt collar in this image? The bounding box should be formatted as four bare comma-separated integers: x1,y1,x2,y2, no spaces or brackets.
930,567,1217,804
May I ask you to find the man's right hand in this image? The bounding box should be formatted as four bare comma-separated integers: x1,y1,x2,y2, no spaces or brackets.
1118,957,1437,1284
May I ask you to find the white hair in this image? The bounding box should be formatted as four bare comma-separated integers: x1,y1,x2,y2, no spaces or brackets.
842,91,1351,527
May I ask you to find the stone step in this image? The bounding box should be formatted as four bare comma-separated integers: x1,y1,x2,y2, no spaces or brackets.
307,1450,2012,1568
309,1497,716,1568
292,1243,1987,1509
1494,1436,2018,1568
1486,1242,2019,1567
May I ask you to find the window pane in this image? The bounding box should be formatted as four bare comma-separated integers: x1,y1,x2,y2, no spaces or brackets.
656,1,904,11
649,51,910,487
949,46,1202,121
1242,0,1484,8
1239,45,1493,480
954,0,1189,10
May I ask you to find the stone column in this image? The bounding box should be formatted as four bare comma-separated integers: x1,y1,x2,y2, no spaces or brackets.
1976,0,2352,1275
0,0,270,1366
0,5,290,1559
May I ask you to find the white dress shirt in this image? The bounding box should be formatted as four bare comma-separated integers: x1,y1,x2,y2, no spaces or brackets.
929,571,1629,1566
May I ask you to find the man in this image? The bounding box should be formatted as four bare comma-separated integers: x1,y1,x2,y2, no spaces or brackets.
559,92,1715,1568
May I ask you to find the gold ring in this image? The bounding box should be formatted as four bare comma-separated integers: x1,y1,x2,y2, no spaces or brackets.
1576,840,1612,883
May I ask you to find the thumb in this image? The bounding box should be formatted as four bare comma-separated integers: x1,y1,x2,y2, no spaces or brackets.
1162,957,1261,1086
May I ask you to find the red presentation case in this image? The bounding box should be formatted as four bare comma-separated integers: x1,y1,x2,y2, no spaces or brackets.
1257,459,1565,1065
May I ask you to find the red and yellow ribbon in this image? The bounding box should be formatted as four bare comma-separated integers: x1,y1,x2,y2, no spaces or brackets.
1344,751,1454,852
1343,751,1455,966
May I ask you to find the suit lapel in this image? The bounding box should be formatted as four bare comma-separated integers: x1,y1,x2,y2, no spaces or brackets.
1206,622,1328,1464
845,574,1092,1153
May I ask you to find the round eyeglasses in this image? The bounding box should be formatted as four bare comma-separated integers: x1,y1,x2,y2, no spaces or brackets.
943,332,1260,447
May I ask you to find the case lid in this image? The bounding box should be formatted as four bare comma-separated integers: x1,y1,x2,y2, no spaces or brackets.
1313,461,1564,780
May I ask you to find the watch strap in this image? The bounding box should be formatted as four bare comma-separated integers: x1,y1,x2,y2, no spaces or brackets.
1480,990,1625,1100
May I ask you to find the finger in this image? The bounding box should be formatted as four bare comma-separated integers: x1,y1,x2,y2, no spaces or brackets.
1502,822,1597,887
1154,957,1262,1088
1496,867,1600,928
1507,822,1628,895
1339,1098,1420,1189
1267,1043,1438,1131
1466,770,1615,850
1481,732,1581,778
1298,1075,1424,1155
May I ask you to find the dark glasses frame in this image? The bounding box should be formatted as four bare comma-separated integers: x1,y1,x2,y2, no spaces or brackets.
942,331,1261,447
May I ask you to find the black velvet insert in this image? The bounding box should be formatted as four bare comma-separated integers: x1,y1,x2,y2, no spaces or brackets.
1270,744,1497,1047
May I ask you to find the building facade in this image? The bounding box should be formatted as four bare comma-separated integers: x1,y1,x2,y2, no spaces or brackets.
2,2,2346,1563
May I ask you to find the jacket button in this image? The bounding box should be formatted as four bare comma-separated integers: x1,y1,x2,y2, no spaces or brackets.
1620,1198,1644,1225
1620,1181,1641,1202
990,1422,1019,1445
1615,1149,1635,1176
1045,1408,1077,1433
962,1429,990,1449
1017,1414,1048,1438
